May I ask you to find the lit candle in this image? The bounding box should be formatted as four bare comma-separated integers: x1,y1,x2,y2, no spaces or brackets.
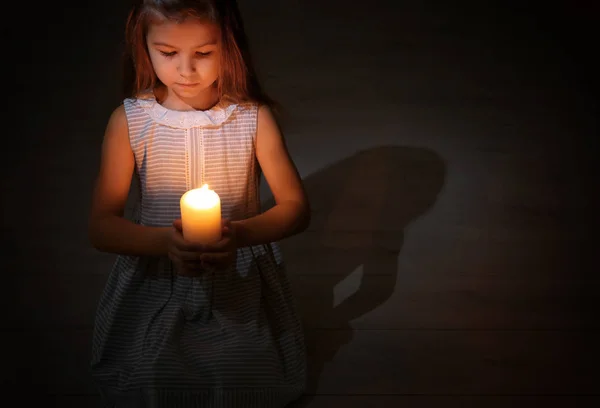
180,184,222,244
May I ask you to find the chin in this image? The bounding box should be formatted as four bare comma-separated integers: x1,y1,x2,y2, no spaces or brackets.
177,84,210,95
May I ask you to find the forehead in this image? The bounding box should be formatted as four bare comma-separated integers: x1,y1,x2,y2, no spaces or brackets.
146,18,220,46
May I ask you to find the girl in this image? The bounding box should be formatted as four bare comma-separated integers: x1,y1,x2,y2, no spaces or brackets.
88,0,309,406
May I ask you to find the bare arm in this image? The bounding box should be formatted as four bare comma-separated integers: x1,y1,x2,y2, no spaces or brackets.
232,105,311,248
88,105,171,256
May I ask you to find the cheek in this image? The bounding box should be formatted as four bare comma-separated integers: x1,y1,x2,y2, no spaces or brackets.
200,58,220,78
150,56,175,80
148,53,164,72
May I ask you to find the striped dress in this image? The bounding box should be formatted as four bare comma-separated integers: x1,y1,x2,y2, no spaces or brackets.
90,92,307,407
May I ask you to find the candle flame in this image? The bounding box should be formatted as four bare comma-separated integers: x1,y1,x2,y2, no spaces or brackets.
181,184,219,210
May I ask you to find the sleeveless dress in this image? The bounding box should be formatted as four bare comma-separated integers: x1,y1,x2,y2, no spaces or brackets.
90,92,307,407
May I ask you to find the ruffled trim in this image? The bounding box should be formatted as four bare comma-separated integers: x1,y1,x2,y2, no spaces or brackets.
134,91,238,129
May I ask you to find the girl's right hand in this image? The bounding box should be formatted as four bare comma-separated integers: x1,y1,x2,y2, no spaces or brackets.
167,219,204,276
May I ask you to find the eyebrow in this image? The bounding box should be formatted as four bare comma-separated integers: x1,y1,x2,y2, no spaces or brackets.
152,41,217,48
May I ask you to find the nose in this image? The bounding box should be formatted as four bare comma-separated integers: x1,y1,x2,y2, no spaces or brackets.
177,56,196,77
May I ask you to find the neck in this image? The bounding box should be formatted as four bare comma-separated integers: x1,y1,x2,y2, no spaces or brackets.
155,83,220,111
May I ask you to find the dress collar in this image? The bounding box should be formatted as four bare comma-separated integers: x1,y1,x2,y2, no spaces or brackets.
135,91,238,129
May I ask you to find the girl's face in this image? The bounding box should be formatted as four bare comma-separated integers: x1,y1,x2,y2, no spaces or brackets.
146,17,220,104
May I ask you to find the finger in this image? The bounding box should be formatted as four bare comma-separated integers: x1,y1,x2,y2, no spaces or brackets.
178,250,204,262
170,225,190,249
223,219,235,234
202,237,231,252
168,246,203,267
168,242,186,262
171,229,204,252
172,218,183,231
168,250,179,264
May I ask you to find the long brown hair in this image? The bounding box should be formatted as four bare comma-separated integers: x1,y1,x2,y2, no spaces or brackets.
122,0,276,109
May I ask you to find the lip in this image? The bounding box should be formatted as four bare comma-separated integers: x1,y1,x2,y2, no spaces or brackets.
176,83,199,87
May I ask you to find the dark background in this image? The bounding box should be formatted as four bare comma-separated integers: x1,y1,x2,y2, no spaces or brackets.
3,0,598,406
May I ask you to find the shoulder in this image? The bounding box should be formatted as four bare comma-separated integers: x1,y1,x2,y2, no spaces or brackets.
227,100,280,134
228,101,268,128
254,103,286,149
106,104,128,133
256,104,279,129
102,104,132,148
257,103,272,117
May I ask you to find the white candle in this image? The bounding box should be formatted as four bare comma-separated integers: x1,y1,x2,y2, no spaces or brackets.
180,184,222,244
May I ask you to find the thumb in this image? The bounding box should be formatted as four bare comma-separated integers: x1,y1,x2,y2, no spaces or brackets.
221,218,231,231
172,218,183,231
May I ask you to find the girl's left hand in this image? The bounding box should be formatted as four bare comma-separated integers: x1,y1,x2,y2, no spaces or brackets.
199,219,237,270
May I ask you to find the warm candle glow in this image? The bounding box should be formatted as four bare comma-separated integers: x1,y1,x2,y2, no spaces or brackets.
180,184,222,244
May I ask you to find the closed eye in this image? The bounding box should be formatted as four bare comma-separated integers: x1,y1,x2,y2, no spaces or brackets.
159,51,212,58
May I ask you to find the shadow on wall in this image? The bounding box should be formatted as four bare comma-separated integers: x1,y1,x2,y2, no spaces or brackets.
263,145,446,404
